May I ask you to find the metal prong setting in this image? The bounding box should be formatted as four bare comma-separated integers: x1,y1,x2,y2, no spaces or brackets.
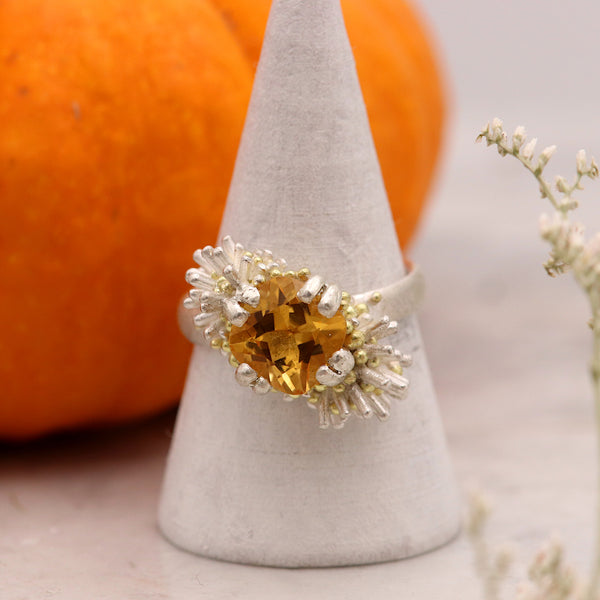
297,275,324,303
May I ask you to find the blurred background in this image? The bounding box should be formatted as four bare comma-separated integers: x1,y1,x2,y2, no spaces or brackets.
3,0,600,597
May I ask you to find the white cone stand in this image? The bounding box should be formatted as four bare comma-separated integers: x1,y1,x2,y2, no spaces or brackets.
158,0,460,567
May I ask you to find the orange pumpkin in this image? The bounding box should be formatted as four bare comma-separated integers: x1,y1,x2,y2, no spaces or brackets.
0,0,445,439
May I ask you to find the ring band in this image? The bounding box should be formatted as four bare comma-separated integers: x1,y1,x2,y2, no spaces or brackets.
178,237,423,429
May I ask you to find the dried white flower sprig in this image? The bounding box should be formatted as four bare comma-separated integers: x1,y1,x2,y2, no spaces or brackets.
467,492,580,600
467,489,514,600
476,119,600,600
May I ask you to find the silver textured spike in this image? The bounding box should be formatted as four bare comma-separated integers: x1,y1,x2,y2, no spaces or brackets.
328,409,345,429
199,291,222,312
297,275,324,303
223,298,249,327
183,296,198,310
193,246,216,272
376,320,399,340
328,349,354,375
369,393,391,421
357,366,390,388
233,243,245,272
222,264,240,288
363,316,390,339
318,393,331,429
185,268,204,287
318,284,342,317
385,374,410,399
212,247,229,271
199,246,218,273
193,312,217,328
348,384,373,418
221,236,236,261
238,255,251,284
316,365,345,386
332,391,351,419
203,320,224,341
235,363,258,386
397,353,413,367
362,343,397,357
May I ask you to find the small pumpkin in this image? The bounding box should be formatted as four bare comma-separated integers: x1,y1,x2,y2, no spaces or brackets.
0,0,444,439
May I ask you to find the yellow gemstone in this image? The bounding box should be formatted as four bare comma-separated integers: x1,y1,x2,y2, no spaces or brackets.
229,276,347,395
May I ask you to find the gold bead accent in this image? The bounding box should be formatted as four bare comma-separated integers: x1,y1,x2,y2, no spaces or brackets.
211,272,219,280
371,291,382,303
307,396,319,404
253,255,263,264
210,338,223,349
391,364,403,375
228,355,240,367
366,357,380,368
244,251,254,258
333,384,345,393
355,303,368,315
374,388,384,396
225,322,232,333
354,350,368,365
344,306,357,319
360,382,375,393
297,268,311,281
314,384,327,393
345,320,354,334
344,371,357,385
270,268,282,278
330,404,340,415
221,340,231,353
341,291,351,303
284,271,297,278
347,330,365,350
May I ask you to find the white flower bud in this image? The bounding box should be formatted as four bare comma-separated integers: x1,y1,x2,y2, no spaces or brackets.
491,117,504,141
539,213,553,237
522,138,537,161
537,145,557,170
576,149,587,174
512,125,526,151
555,175,568,193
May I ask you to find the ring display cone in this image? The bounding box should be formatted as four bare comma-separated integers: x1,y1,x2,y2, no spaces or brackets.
158,0,460,567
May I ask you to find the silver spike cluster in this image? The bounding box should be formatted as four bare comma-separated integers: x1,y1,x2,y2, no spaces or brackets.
307,309,412,429
182,237,413,429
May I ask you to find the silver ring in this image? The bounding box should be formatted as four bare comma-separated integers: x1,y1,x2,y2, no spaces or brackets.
178,236,424,429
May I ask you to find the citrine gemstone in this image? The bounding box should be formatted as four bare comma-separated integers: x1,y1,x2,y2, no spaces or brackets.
229,276,347,395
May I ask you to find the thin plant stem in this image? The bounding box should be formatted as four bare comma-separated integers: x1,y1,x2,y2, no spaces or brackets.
588,318,600,600
477,118,600,600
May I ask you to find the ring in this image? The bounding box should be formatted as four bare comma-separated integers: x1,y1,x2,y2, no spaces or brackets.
178,236,424,429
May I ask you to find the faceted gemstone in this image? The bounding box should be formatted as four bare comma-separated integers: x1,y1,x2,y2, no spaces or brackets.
229,276,347,395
